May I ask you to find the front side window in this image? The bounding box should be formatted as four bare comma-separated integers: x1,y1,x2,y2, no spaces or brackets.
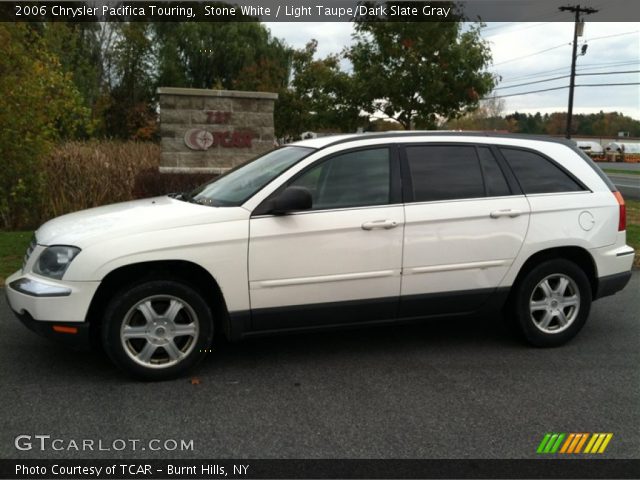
290,148,391,210
500,148,584,194
189,146,313,206
406,145,485,202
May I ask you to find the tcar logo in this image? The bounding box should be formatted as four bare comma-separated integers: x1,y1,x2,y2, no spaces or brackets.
537,433,613,454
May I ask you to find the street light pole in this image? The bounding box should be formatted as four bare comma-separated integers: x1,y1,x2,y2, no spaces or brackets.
559,5,598,139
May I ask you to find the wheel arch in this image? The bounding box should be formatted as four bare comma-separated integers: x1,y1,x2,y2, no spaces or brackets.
85,260,231,345
509,246,598,302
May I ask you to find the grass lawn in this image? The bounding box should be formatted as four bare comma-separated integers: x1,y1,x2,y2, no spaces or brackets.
626,199,640,268
1,201,639,287
0,231,31,287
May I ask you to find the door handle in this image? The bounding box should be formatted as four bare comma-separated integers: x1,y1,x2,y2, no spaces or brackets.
490,209,522,219
361,220,398,230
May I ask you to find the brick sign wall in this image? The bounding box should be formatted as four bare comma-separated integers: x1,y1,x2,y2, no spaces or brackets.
158,87,278,173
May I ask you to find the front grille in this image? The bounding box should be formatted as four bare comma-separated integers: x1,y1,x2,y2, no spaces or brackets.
22,235,37,271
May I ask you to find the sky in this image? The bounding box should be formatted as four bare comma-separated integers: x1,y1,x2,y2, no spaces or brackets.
265,21,640,119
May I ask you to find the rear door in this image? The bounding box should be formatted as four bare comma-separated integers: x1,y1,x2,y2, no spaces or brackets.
399,144,530,317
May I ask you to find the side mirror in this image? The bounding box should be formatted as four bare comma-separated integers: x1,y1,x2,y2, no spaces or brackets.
271,187,312,215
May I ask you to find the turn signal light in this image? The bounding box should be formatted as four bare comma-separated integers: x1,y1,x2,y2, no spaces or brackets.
52,325,78,334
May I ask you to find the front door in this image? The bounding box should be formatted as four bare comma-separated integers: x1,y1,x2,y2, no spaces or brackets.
248,147,404,332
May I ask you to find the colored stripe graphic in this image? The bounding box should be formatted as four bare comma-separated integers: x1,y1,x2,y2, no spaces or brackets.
584,434,598,453
598,434,613,453
538,433,613,454
559,433,575,453
574,433,589,453
567,433,583,453
536,432,613,454
537,433,565,453
585,433,614,454
550,433,565,453
537,434,552,453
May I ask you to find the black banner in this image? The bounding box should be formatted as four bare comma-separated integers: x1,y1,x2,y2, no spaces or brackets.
1,0,638,22
2,459,640,479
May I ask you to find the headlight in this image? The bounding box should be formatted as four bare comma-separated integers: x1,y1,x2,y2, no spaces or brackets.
33,246,81,280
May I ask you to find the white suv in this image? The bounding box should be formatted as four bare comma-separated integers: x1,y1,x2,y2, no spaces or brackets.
6,133,634,379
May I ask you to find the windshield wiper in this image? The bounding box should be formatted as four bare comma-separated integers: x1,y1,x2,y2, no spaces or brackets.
168,191,199,203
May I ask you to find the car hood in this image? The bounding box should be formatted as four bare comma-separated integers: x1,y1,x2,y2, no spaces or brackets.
36,196,249,248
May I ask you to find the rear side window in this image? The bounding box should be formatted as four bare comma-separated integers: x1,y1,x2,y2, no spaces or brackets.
478,147,511,197
500,148,584,194
406,145,485,202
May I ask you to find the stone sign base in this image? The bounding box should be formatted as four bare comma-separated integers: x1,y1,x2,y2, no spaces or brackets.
158,87,278,174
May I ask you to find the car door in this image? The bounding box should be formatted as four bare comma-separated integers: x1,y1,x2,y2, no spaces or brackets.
399,143,530,317
248,146,404,332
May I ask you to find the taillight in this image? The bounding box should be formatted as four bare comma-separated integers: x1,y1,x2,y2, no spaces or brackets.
613,191,626,231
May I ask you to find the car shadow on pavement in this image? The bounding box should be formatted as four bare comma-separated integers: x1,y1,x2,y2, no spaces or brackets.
5,313,520,383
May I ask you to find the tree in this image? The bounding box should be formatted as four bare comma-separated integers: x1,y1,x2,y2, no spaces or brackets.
278,40,365,138
445,93,512,131
0,24,90,228
346,3,496,129
105,23,157,139
39,22,104,135
154,21,290,91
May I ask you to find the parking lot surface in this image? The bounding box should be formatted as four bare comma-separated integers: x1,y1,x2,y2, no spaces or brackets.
1,273,638,459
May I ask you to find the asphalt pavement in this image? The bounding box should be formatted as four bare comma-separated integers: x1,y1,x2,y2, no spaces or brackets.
600,163,640,199
1,273,639,460
607,174,640,200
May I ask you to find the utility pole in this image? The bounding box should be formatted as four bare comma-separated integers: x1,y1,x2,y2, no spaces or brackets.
559,4,598,139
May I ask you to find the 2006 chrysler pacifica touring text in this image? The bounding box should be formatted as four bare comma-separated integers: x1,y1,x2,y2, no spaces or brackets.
6,132,634,379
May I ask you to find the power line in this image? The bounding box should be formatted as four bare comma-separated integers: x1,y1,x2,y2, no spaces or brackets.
491,82,640,99
484,22,552,38
491,31,639,75
578,82,640,87
495,70,640,90
497,61,640,84
577,69,640,76
493,85,570,99
492,42,570,66
495,75,570,90
584,30,640,42
482,7,566,33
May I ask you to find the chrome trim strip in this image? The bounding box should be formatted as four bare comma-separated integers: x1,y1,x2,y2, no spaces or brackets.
252,269,398,289
407,260,509,275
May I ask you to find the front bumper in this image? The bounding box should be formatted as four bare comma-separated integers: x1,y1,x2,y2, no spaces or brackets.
5,271,99,349
5,271,100,322
10,307,91,349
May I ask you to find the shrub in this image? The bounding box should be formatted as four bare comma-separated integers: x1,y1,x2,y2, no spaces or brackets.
17,140,221,229
40,141,160,224
132,168,216,199
0,24,91,230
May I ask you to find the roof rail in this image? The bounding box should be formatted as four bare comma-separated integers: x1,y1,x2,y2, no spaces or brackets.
319,131,576,149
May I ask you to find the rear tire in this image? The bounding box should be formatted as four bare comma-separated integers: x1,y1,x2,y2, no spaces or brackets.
102,280,213,380
512,259,592,347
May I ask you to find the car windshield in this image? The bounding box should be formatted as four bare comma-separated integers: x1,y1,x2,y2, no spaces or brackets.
187,146,314,207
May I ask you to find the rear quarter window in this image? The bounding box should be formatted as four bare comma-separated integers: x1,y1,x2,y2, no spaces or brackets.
500,148,585,194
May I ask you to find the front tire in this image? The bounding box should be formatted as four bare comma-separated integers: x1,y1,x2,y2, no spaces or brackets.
102,280,213,380
512,259,592,347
